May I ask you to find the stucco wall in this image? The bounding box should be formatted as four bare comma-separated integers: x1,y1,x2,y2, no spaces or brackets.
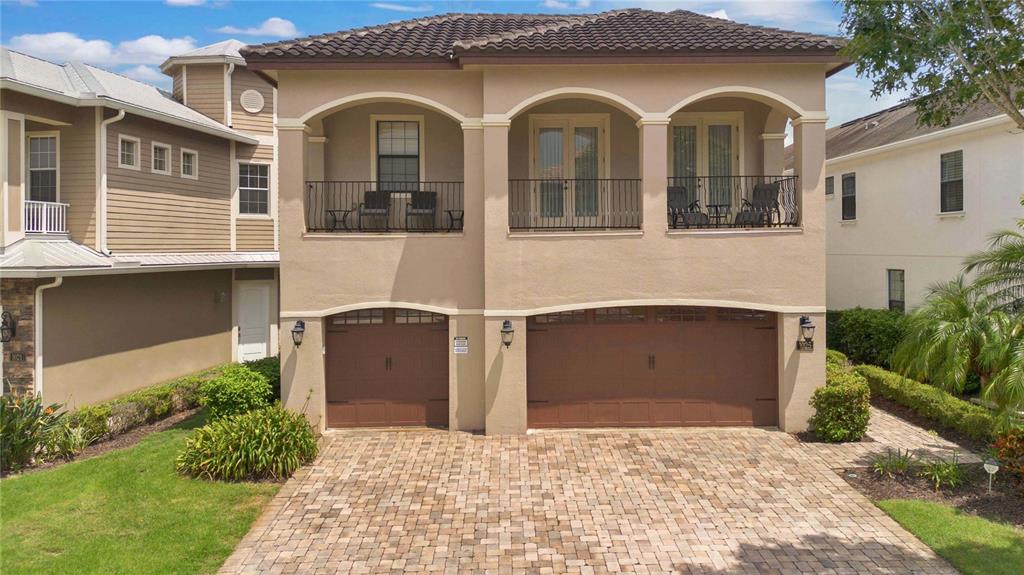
826,122,1024,310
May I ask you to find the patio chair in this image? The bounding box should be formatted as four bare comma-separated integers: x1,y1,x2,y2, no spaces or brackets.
734,181,780,228
406,190,437,231
358,190,392,230
668,186,710,228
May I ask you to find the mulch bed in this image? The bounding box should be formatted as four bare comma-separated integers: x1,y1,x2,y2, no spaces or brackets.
871,395,990,454
842,464,1024,528
10,408,200,477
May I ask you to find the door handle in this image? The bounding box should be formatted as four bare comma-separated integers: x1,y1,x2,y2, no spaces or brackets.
651,354,656,370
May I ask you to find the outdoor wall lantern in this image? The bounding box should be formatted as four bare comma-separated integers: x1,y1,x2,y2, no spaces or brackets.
500,320,515,349
291,320,305,348
983,458,1000,493
797,315,815,351
0,311,16,343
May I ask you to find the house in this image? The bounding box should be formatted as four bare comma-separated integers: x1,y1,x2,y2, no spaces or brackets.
243,8,845,435
0,41,279,408
818,100,1022,311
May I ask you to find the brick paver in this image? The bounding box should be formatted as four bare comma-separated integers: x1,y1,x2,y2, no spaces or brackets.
221,424,955,574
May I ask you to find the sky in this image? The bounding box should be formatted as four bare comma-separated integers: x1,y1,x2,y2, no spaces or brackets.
0,0,909,128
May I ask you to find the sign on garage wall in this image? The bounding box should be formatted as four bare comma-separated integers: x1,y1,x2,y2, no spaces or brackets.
453,336,469,354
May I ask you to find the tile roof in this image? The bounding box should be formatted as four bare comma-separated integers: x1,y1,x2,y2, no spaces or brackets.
242,9,843,64
1,48,255,143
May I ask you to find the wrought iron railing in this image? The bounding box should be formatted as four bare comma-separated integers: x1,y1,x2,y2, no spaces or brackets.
24,200,69,234
508,179,642,231
305,181,464,232
666,175,799,229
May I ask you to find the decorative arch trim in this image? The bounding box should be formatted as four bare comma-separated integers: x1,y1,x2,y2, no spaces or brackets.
503,87,647,120
483,299,825,317
297,92,469,124
282,302,483,319
664,86,817,119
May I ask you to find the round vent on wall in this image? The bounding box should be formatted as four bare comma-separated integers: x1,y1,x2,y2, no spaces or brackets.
239,89,265,114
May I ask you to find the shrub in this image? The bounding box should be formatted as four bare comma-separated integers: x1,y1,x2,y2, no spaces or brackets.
825,309,846,352
0,394,63,473
872,448,915,479
42,420,97,461
826,349,849,367
833,308,906,367
68,404,112,440
854,365,998,442
199,365,271,420
176,406,318,481
809,370,871,442
992,427,1024,485
244,356,281,401
917,452,965,492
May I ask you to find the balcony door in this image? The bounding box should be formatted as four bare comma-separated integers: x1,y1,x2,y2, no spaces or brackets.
530,115,608,227
670,113,742,209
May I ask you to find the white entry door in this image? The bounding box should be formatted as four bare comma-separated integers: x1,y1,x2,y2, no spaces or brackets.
238,283,270,361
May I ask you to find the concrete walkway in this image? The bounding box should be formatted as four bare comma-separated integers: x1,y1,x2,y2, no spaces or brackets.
221,416,959,574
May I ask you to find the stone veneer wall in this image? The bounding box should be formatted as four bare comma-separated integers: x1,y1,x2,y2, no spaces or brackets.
1,278,40,396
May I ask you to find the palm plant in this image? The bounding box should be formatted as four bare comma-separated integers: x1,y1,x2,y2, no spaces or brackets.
964,196,1024,310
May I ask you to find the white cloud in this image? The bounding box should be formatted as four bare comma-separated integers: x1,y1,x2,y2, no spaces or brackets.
370,2,433,12
542,0,596,9
576,0,593,7
705,9,729,19
826,68,909,127
121,65,166,84
216,17,298,38
9,32,196,66
165,0,205,5
115,35,197,64
543,0,570,7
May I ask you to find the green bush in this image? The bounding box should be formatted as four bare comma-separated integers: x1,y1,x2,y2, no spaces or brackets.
176,406,318,481
854,365,998,442
42,420,97,461
833,307,906,367
825,309,846,351
826,349,849,367
917,452,965,492
244,356,281,401
992,427,1024,486
199,365,271,420
0,394,63,473
809,370,871,442
872,448,916,479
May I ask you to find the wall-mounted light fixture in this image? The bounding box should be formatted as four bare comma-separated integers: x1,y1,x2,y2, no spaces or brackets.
797,315,815,351
291,320,306,348
500,320,514,349
1,311,16,343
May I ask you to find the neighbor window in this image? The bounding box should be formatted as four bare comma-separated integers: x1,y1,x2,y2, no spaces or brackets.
28,135,58,202
825,175,834,196
841,173,856,220
375,119,420,192
238,163,269,215
118,135,140,170
888,269,905,313
940,150,964,212
180,148,198,179
151,142,171,175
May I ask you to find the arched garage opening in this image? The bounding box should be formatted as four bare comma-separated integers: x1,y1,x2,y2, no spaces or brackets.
324,308,449,428
527,305,778,428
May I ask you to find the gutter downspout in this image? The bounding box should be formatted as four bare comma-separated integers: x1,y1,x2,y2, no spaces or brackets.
98,109,126,254
225,63,234,127
34,276,63,397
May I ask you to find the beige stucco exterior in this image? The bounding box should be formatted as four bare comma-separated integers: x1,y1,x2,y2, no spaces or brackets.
826,118,1024,311
273,62,829,434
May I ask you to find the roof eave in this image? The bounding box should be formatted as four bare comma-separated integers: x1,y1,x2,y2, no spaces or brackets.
159,54,248,74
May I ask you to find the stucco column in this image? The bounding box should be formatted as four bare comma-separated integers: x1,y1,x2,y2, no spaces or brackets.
792,118,827,232
484,316,527,435
777,311,825,432
280,317,326,431
448,123,486,432
760,133,786,175
638,118,669,232
306,136,326,181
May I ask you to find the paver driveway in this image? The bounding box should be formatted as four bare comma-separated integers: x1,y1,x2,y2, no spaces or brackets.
222,425,955,574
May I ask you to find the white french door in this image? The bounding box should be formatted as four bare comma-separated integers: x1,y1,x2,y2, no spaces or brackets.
670,113,741,209
530,115,608,227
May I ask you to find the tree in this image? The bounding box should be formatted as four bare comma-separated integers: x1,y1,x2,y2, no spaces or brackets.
964,196,1024,310
841,0,1024,130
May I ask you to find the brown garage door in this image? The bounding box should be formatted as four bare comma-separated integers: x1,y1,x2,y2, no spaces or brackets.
325,308,448,428
527,306,777,428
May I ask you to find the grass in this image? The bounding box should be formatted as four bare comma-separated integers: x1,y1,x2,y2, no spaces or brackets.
876,499,1024,575
0,413,279,575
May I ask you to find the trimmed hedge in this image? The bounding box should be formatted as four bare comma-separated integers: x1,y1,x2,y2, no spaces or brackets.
199,365,271,420
826,349,848,367
244,356,281,401
809,366,871,443
828,308,906,368
67,366,225,440
854,364,997,442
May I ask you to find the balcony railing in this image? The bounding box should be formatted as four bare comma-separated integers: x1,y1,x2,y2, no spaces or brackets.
305,181,464,232
667,175,799,229
25,200,69,234
509,179,642,231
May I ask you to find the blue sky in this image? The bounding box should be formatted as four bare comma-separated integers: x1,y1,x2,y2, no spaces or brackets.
0,0,908,127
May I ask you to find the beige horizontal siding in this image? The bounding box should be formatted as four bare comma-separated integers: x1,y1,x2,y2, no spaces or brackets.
236,218,274,251
237,143,274,162
172,71,183,103
231,68,274,135
106,113,231,252
184,64,225,123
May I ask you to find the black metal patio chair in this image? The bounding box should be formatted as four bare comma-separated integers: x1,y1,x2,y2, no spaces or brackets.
668,186,710,228
406,190,437,231
358,190,392,230
734,181,781,228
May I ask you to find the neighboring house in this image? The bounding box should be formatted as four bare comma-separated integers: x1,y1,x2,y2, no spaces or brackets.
0,41,280,408
242,8,845,434
813,100,1022,311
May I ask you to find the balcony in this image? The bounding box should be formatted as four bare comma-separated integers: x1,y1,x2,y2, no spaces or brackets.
305,181,464,233
508,179,642,231
667,176,799,229
24,200,69,234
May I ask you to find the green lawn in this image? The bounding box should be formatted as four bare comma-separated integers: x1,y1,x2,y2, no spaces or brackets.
877,499,1024,575
0,413,279,575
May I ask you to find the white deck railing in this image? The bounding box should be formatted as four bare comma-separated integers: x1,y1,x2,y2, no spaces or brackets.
24,200,69,234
